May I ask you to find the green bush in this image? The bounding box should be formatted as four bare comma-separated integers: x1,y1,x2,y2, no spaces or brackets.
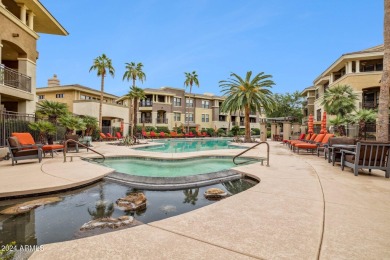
156,126,170,133
230,126,240,136
251,128,260,135
267,130,271,138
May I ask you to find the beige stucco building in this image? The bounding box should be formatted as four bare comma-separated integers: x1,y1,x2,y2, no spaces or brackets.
117,87,262,132
37,75,130,134
302,44,383,130
0,0,67,114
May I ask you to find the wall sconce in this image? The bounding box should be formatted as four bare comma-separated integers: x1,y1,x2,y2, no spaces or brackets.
12,33,19,37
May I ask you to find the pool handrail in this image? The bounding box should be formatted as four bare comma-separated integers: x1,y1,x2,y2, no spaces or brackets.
63,139,105,162
233,141,269,166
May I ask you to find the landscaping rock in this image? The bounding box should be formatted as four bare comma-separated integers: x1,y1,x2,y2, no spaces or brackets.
204,188,227,200
80,216,134,231
116,192,147,211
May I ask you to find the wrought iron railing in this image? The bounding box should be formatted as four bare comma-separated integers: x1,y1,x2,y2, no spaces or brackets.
156,118,168,124
139,101,153,107
139,118,152,123
0,65,32,93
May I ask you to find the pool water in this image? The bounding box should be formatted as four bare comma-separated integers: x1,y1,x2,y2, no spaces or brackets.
0,179,256,246
135,139,243,153
101,157,255,177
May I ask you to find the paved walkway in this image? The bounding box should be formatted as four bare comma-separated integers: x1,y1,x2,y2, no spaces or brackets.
1,140,389,259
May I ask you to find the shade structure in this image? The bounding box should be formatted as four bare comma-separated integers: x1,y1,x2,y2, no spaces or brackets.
308,114,314,134
321,112,327,134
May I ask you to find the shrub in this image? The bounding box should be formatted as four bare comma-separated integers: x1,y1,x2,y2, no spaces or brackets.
156,126,170,133
251,128,260,135
267,131,271,138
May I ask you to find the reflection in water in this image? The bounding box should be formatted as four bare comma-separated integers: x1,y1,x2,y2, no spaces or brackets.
0,179,256,246
183,189,199,205
87,185,114,220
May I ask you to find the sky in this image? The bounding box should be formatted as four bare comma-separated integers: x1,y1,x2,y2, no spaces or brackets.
36,0,383,97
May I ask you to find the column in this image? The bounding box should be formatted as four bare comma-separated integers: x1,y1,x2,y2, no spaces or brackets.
0,42,3,63
282,121,292,141
17,58,36,113
329,73,334,84
270,123,277,141
260,121,267,141
356,60,360,73
18,4,27,24
27,10,35,30
292,123,301,135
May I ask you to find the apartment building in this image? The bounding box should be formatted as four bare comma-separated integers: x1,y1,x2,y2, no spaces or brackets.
0,0,67,114
117,87,262,131
37,75,129,134
302,44,383,126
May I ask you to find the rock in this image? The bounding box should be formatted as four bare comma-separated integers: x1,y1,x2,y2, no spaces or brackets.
204,188,227,200
80,216,134,231
116,192,147,211
0,197,62,215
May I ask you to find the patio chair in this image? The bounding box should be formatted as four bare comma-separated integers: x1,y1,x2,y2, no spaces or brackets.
12,132,64,158
159,132,166,138
290,134,317,150
316,134,335,157
293,134,325,153
116,132,123,140
341,141,390,178
288,134,312,149
327,137,356,165
106,133,118,140
142,131,150,139
99,133,116,141
170,131,178,138
150,131,159,138
6,136,42,165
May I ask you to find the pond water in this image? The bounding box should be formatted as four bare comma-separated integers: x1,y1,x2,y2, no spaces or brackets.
0,179,256,247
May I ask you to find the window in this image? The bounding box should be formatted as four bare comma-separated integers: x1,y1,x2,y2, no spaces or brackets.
316,109,321,122
202,114,209,122
56,94,64,98
186,98,193,107
38,95,45,100
157,95,165,102
174,113,181,121
173,97,181,106
202,100,210,108
80,95,87,100
185,113,194,122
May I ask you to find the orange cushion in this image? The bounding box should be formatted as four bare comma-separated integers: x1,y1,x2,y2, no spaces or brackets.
100,133,106,138
321,134,334,144
313,134,325,143
295,143,317,149
42,144,64,151
12,133,36,145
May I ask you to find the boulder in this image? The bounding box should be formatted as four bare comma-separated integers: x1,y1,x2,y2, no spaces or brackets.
80,216,134,231
204,188,227,200
116,192,147,211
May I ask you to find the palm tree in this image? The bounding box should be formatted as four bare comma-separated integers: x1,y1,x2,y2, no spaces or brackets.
353,109,377,140
320,85,358,136
184,71,199,133
28,121,56,144
219,71,276,142
36,100,68,124
89,54,115,131
87,185,114,220
58,114,86,136
378,0,390,141
80,115,98,136
123,62,146,134
320,84,358,117
125,86,146,140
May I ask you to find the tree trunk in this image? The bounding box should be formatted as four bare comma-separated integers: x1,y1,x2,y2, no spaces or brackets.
244,105,251,142
99,74,105,132
187,86,192,134
128,98,133,138
377,0,390,141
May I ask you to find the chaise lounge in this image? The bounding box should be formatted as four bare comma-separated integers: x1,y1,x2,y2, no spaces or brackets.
6,136,42,165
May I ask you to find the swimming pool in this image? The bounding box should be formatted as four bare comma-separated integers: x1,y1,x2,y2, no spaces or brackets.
100,156,256,177
135,139,243,153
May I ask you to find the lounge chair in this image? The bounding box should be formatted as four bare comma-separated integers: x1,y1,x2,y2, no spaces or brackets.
341,141,390,178
288,134,312,149
150,131,159,138
106,133,118,140
12,132,64,158
116,132,123,140
6,136,42,165
290,134,318,150
100,133,116,141
293,134,325,153
65,134,80,152
170,131,178,138
159,132,166,138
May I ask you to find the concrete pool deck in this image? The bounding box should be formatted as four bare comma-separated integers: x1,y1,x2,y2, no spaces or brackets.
1,140,389,259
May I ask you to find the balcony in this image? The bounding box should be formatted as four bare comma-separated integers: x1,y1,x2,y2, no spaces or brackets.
139,118,152,123
0,65,31,93
139,101,153,107
240,122,244,126
156,118,168,124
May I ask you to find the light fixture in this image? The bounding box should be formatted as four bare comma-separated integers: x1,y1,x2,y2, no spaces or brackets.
12,33,19,37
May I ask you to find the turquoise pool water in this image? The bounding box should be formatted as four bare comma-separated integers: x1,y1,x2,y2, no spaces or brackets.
135,139,243,153
101,157,255,177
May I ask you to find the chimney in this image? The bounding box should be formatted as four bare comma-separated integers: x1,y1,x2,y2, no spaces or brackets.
48,74,60,87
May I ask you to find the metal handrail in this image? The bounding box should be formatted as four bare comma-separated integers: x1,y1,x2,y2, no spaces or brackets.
63,139,105,162
233,141,270,166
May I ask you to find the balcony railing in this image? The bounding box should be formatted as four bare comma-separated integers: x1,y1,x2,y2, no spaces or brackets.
240,122,244,126
156,118,168,124
362,101,378,109
139,101,153,107
0,65,31,93
139,118,152,123
232,122,237,126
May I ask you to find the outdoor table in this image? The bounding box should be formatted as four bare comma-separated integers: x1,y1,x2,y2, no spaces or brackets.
328,144,356,165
